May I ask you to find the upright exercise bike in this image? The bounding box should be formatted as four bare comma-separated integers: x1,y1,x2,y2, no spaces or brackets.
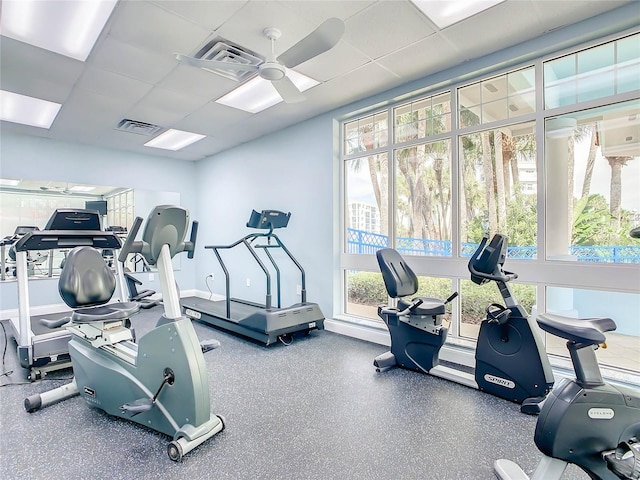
25,205,225,461
495,312,640,479
374,234,554,413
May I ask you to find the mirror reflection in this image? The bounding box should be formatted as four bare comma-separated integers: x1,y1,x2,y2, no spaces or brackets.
0,179,180,281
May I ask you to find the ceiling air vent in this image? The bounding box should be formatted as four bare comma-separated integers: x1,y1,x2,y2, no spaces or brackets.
115,119,164,136
192,36,264,82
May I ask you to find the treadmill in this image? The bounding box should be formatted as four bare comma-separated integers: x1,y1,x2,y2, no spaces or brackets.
8,209,123,379
182,210,324,345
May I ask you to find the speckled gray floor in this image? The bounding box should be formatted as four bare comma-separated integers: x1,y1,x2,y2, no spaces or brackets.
0,307,589,480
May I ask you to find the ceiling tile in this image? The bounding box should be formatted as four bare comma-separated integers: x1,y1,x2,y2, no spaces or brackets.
156,64,239,100
215,1,317,57
75,67,154,104
108,0,213,56
89,36,178,84
127,88,211,126
440,0,544,61
377,33,464,83
344,1,435,59
531,0,632,32
276,0,376,24
151,0,248,31
294,41,372,82
175,101,252,137
0,37,83,103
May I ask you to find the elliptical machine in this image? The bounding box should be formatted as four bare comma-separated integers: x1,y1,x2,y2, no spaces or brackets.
24,206,225,461
374,234,554,413
494,313,640,479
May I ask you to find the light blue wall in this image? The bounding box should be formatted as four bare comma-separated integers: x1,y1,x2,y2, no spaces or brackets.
193,114,338,317
0,132,198,310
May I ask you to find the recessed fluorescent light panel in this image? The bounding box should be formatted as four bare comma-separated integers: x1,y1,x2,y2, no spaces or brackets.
69,185,95,192
0,0,117,61
0,90,62,129
0,178,20,186
410,0,505,29
216,70,320,113
144,129,206,151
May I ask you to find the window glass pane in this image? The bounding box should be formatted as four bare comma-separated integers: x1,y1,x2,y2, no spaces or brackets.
544,34,640,108
508,92,536,116
460,121,537,255
578,70,614,103
461,68,536,126
460,279,536,340
394,92,451,142
345,154,388,254
482,98,508,123
395,140,452,256
617,64,640,94
345,270,387,320
545,286,640,373
344,111,389,155
577,42,614,74
545,100,640,263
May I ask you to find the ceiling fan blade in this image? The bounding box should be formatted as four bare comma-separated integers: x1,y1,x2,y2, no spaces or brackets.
175,54,258,72
272,76,305,104
277,17,345,68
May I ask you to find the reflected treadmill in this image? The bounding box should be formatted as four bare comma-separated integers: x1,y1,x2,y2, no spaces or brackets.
182,210,324,345
8,209,123,379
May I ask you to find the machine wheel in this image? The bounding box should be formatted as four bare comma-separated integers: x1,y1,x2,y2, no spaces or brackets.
167,441,183,462
24,394,42,413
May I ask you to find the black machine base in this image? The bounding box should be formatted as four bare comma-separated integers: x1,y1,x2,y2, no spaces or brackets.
183,297,324,346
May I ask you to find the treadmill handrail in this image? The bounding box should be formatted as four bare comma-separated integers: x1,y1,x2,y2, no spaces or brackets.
206,235,273,318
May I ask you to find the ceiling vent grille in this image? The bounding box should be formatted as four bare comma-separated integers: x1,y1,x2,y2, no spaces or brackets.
193,36,263,82
115,119,164,136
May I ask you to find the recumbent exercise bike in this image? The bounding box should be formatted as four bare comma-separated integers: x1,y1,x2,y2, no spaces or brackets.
25,205,224,461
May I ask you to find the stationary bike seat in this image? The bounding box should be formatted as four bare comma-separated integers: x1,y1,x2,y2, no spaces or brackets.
398,297,445,316
536,313,616,346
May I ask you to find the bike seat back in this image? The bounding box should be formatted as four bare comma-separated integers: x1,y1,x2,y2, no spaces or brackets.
376,248,418,299
59,246,139,323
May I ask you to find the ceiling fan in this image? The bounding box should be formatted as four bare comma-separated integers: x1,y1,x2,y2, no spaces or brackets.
40,184,72,195
176,17,345,104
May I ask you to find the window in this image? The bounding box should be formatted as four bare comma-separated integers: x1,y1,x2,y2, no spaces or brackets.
545,100,640,262
459,67,536,127
544,33,640,108
339,31,640,380
460,121,537,257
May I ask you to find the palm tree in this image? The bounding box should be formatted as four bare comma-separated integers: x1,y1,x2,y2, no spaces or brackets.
606,155,631,232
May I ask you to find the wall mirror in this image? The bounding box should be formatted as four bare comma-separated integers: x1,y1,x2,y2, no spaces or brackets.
0,178,181,281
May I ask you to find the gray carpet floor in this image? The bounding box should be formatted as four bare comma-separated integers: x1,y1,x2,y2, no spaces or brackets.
0,306,589,480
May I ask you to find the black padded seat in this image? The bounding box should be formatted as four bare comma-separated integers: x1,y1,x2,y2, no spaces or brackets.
536,313,616,346
376,248,446,317
59,246,140,324
398,297,445,316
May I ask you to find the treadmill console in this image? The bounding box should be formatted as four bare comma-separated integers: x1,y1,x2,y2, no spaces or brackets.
247,210,291,230
44,209,102,231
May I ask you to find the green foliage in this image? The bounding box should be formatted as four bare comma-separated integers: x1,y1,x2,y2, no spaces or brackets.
504,190,537,246
572,194,615,245
346,272,388,305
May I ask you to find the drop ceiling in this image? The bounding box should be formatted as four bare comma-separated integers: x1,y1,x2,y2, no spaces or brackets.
0,0,634,161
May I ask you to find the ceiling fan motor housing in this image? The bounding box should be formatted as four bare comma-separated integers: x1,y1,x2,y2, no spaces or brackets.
259,62,286,81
